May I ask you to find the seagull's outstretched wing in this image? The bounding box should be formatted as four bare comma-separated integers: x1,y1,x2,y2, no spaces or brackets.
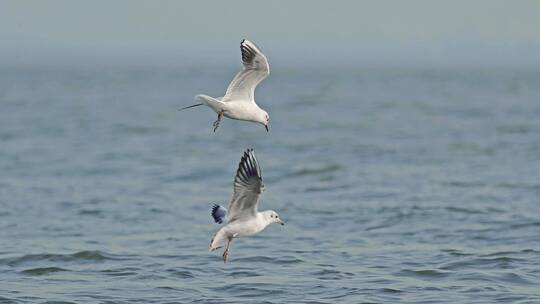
226,149,264,222
222,39,270,103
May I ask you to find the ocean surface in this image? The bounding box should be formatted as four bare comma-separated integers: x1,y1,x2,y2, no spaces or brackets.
1,65,539,303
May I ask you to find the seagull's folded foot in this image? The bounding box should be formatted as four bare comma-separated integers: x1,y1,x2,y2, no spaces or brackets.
222,248,229,263
213,111,223,132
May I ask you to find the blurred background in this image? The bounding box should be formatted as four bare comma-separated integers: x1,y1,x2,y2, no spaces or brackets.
1,0,539,68
1,1,540,303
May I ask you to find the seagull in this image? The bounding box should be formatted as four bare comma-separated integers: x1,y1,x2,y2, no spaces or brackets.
180,39,271,132
209,149,284,263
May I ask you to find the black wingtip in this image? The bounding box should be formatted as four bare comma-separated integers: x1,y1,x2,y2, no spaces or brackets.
211,204,222,213
242,148,260,178
211,204,223,224
244,148,254,160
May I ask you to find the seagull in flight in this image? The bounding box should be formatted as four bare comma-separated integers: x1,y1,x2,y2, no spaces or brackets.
180,39,271,132
209,149,284,263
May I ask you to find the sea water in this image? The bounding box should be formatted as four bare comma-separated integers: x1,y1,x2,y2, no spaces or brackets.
0,65,539,303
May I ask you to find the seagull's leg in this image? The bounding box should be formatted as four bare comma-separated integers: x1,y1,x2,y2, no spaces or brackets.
222,238,232,263
213,111,223,132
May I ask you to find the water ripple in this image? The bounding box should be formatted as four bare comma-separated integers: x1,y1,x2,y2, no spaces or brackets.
21,266,68,276
167,269,195,279
233,256,304,264
2,250,127,266
396,269,451,280
2,67,540,303
312,269,355,280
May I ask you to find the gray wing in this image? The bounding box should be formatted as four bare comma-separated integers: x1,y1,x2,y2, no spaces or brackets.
222,39,270,103
226,149,264,222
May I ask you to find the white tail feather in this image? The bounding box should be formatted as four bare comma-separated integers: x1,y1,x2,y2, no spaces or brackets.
195,94,225,113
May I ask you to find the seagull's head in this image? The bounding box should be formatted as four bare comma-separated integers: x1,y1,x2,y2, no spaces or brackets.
258,110,269,132
265,210,284,226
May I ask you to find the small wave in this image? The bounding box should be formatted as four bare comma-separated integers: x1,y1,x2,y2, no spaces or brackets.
304,184,351,192
353,144,397,157
289,164,342,177
233,255,304,264
165,168,226,182
457,271,536,286
509,221,540,229
313,269,354,280
481,251,520,257
156,286,179,290
499,272,535,285
78,209,102,216
227,271,260,278
214,282,287,297
440,255,522,271
3,250,120,266
380,288,405,293
167,269,195,279
440,248,472,256
439,180,486,188
496,124,532,134
71,250,114,261
445,206,484,214
396,269,450,279
496,182,540,190
100,268,139,277
21,266,68,275
113,123,165,135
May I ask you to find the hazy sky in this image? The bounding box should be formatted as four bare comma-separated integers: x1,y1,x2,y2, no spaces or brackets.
1,0,539,67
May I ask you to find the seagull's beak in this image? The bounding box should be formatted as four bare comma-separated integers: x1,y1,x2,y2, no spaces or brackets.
265,124,269,132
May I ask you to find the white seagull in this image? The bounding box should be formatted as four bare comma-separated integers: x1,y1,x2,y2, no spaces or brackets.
209,149,284,263
180,39,271,132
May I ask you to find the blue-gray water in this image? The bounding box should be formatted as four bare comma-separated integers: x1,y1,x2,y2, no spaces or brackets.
1,66,540,303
